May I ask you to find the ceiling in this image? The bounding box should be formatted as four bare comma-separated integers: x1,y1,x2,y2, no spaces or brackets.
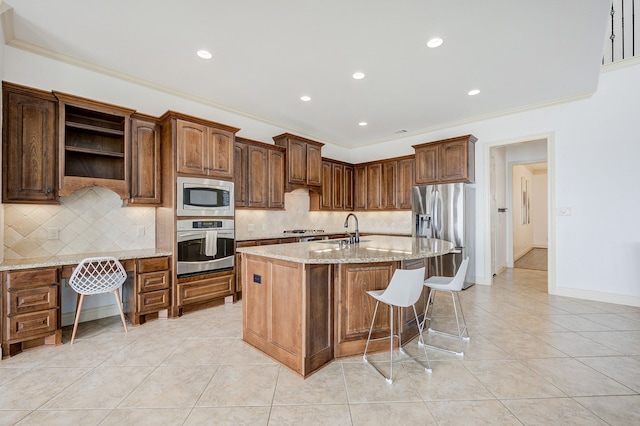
1,0,610,148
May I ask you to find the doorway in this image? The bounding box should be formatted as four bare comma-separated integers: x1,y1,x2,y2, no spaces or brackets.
484,134,555,292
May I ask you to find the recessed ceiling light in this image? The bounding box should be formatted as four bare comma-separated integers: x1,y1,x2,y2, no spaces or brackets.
197,50,212,59
300,95,311,102
427,38,443,48
358,122,368,126
352,72,366,80
468,89,481,96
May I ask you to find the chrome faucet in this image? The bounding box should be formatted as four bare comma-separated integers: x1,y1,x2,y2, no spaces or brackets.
344,213,360,243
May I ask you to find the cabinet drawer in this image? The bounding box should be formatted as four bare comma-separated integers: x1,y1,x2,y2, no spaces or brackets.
4,268,58,290
177,275,233,306
137,257,170,273
137,289,170,314
7,285,58,315
6,309,57,342
138,271,170,292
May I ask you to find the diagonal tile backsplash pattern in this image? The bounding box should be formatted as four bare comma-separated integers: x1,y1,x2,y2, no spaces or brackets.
3,187,155,259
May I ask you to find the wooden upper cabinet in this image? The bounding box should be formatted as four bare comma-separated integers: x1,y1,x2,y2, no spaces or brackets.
273,133,324,191
354,165,367,210
247,144,268,208
175,118,236,179
267,148,285,209
233,142,248,207
208,127,233,179
332,163,344,210
55,91,135,199
2,82,58,204
413,135,477,184
382,160,397,209
344,165,354,211
306,143,322,186
234,137,285,210
127,115,161,205
366,163,383,210
397,157,415,209
320,160,333,210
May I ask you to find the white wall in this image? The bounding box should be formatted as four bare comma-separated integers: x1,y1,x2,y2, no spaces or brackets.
3,46,640,306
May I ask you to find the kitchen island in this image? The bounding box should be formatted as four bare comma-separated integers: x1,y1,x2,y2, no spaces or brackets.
237,235,454,377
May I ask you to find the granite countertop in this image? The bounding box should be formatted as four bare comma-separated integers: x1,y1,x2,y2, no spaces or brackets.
236,235,454,264
0,248,173,271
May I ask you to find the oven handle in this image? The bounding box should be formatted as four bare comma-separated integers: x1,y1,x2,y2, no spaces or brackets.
177,230,234,243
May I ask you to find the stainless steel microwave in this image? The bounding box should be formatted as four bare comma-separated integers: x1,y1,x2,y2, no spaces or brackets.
177,177,234,217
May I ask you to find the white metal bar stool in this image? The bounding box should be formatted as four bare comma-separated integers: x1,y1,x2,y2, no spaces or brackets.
68,256,128,344
419,257,470,356
363,267,432,384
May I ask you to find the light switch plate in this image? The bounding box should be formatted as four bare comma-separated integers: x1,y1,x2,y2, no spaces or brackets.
136,226,145,236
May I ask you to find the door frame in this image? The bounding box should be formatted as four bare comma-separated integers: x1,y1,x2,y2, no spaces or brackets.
482,132,556,294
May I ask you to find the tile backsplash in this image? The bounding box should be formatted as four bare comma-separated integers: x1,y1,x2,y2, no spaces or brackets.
235,189,413,238
3,187,155,259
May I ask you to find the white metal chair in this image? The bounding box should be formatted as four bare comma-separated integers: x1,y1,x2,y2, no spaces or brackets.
68,256,128,344
419,257,470,356
363,267,432,384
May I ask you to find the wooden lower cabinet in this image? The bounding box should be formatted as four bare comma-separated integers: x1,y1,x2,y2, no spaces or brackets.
177,270,234,308
123,256,171,326
334,262,395,358
2,267,61,358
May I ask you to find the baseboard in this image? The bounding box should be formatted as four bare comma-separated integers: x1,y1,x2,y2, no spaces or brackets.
551,287,640,308
513,247,533,262
61,305,122,327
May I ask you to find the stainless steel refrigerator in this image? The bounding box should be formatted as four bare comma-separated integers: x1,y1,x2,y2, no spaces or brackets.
412,183,475,288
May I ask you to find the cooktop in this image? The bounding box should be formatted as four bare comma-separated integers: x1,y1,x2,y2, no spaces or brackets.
283,229,325,234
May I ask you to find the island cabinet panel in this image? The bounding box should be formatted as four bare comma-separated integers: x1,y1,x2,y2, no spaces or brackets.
270,261,302,356
242,254,333,377
2,82,58,204
334,262,395,358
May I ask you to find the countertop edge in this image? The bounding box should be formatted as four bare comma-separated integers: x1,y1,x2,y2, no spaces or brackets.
0,249,173,271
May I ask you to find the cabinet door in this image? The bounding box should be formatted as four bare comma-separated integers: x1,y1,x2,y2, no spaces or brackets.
332,163,344,210
287,139,307,184
233,142,248,207
439,139,470,182
247,145,268,208
320,161,333,210
344,165,354,211
414,144,439,185
176,119,208,175
2,88,57,203
306,143,322,186
129,118,161,205
382,160,397,209
354,165,367,210
366,163,383,210
208,128,234,178
397,158,414,209
268,149,285,209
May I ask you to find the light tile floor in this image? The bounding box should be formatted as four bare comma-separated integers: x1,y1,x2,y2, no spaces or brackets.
1,268,640,425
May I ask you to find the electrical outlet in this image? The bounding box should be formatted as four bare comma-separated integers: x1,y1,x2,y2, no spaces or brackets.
248,223,255,232
48,228,59,240
558,207,572,216
262,223,267,231
136,226,145,236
